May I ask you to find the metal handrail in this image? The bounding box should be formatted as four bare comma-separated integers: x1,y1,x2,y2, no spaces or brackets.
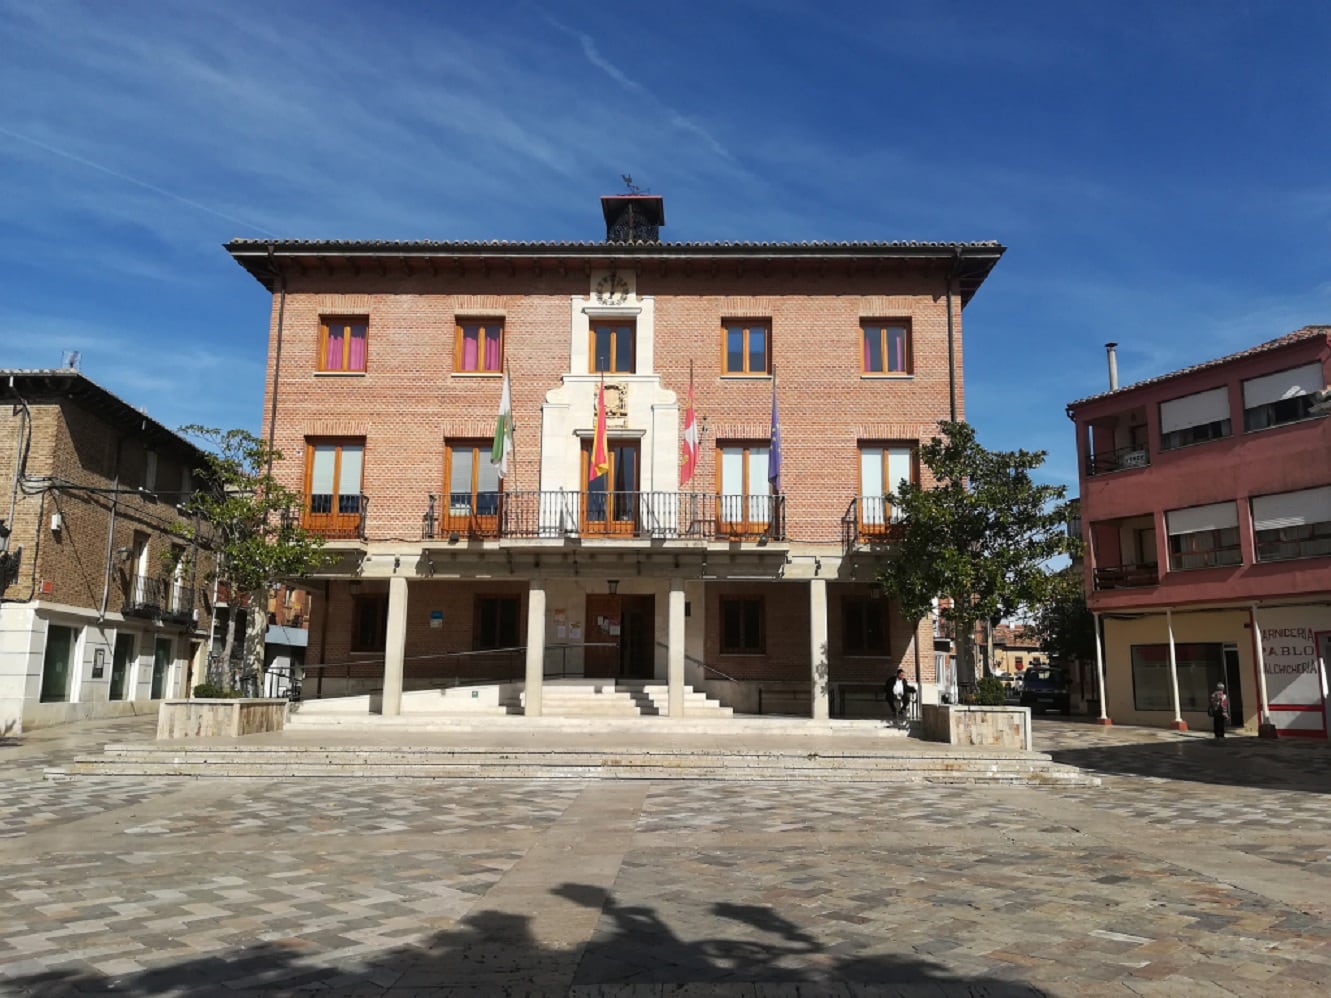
1085,445,1150,476
418,490,787,542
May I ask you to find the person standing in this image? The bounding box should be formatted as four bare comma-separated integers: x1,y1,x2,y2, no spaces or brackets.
1209,682,1231,740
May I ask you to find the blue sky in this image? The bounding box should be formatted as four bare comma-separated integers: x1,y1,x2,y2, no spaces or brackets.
3,0,1330,491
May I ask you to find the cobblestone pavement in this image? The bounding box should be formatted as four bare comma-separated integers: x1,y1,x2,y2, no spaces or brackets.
1,715,1329,996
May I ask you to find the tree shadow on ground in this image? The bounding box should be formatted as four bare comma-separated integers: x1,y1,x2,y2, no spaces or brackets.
1046,736,1331,794
10,881,1050,996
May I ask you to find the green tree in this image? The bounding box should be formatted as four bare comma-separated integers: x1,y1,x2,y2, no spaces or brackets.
176,426,328,690
1031,564,1097,668
876,420,1073,686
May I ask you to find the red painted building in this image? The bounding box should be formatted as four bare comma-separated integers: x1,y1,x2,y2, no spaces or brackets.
1068,327,1331,736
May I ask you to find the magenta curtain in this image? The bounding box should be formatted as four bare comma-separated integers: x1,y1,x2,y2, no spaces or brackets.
325,326,344,369
483,332,501,371
462,328,479,371
889,328,906,372
347,326,367,371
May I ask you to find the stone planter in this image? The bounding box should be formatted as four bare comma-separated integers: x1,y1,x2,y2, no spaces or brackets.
922,704,1031,750
157,698,289,740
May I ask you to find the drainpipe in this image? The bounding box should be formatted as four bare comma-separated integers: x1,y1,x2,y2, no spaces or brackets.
4,377,32,557
946,252,960,421
1105,342,1120,391
98,435,125,621
265,248,287,479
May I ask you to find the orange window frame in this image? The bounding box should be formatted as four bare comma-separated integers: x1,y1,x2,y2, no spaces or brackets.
318,316,369,372
721,319,771,375
861,320,912,376
589,320,636,374
454,319,505,373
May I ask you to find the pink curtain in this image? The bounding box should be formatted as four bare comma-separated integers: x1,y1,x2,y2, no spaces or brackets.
462,328,479,371
889,328,906,372
325,325,344,370
483,331,501,371
863,329,874,371
347,326,367,371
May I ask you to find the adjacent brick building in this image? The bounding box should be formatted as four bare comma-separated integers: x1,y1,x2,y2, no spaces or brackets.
227,195,1004,718
1068,329,1331,736
0,371,216,732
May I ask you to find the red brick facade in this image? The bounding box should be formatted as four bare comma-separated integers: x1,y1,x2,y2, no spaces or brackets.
232,208,1003,715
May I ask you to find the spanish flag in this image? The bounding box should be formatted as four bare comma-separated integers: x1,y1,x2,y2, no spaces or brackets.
590,378,610,482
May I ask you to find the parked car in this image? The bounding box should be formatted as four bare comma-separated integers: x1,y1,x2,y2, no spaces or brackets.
1019,666,1071,715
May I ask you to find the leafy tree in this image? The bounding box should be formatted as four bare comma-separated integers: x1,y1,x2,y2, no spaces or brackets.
175,426,329,690
1030,564,1097,667
876,420,1073,686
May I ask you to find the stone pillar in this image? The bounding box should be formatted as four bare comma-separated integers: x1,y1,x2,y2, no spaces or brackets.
1166,607,1186,731
1250,603,1277,738
668,579,686,718
1093,612,1111,725
809,578,830,721
381,576,408,717
524,581,546,716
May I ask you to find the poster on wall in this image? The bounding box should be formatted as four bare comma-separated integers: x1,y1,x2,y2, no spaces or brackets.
1256,606,1330,738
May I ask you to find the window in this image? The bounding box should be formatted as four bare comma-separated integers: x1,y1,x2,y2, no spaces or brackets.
1159,386,1230,450
862,321,911,375
1166,502,1241,571
144,451,158,492
1252,486,1331,562
583,440,638,534
351,594,388,652
722,320,770,375
842,597,889,655
720,596,764,654
591,320,635,374
1131,642,1223,712
319,317,368,373
717,443,772,536
1243,362,1323,431
858,444,916,535
304,439,365,538
475,596,520,650
455,319,504,373
445,440,502,535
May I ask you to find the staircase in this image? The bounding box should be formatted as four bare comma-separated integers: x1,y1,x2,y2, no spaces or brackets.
287,680,733,726
46,738,1098,785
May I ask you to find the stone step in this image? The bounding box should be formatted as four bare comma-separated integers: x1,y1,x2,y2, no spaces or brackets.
47,743,1098,786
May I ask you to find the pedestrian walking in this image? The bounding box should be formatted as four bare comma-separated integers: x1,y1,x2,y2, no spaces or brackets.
1208,682,1230,740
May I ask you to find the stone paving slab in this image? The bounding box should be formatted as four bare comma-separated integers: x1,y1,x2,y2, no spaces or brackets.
0,714,1328,996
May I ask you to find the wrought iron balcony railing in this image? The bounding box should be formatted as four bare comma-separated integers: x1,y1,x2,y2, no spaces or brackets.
421,490,786,542
125,575,194,622
841,496,906,552
300,493,369,540
1085,446,1150,477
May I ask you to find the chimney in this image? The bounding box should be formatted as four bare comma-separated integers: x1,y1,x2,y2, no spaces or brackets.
1105,342,1119,391
601,194,665,243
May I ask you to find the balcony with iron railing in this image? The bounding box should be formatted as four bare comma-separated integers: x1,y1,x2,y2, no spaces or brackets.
420,490,786,543
1091,562,1160,590
299,493,369,540
124,575,195,623
841,496,905,552
1085,444,1151,477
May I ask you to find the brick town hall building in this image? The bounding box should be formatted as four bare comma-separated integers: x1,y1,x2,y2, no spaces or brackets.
226,196,1003,720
